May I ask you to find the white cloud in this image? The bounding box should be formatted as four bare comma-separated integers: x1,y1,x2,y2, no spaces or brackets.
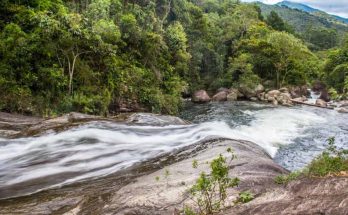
242,0,348,18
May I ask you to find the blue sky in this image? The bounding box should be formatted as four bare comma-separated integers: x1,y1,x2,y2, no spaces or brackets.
242,0,348,18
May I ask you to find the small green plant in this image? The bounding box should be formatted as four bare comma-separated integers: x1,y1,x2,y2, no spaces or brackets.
274,171,301,185
155,176,160,182
235,191,254,204
187,148,239,214
192,159,198,169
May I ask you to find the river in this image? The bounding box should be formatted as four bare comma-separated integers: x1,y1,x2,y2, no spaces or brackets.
0,101,347,199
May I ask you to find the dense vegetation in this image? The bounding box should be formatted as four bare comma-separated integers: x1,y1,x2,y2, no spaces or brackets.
0,0,346,116
257,2,348,51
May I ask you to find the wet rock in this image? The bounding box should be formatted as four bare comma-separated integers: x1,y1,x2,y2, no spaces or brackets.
319,89,330,102
192,90,211,103
316,99,327,107
338,100,348,107
250,97,258,102
291,96,308,103
255,84,265,94
312,80,326,92
0,112,43,137
212,91,228,102
337,107,348,113
290,85,309,98
126,113,188,126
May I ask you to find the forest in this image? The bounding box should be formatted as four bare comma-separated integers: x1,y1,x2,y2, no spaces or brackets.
0,0,347,116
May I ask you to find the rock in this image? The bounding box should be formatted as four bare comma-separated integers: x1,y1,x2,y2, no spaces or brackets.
254,84,265,94
337,108,348,113
279,87,289,93
227,177,348,215
291,96,308,103
104,139,288,214
272,99,278,106
192,90,211,103
267,90,281,98
277,93,292,106
212,91,228,102
338,100,348,107
290,85,310,98
316,99,327,107
258,92,266,101
319,89,330,102
250,97,258,102
312,80,326,92
126,113,188,126
239,84,264,100
217,87,231,93
227,91,238,101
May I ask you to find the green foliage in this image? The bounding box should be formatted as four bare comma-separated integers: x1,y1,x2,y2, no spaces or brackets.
235,191,255,204
188,149,239,214
275,137,348,184
307,137,348,177
274,171,301,185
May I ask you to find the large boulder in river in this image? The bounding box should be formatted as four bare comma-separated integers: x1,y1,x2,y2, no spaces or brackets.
239,84,264,99
319,88,330,102
126,113,188,126
316,99,327,107
290,85,309,98
277,93,292,106
212,91,228,102
192,90,211,103
312,80,327,92
227,91,238,101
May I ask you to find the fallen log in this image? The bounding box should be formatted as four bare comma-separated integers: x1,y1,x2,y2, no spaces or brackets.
290,99,334,109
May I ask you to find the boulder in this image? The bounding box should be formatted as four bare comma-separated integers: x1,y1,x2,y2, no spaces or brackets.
217,87,231,93
192,90,211,103
337,108,348,113
338,100,348,107
250,97,258,102
312,81,326,92
316,99,327,107
126,113,188,126
319,89,330,102
212,91,228,102
277,93,292,106
227,91,238,101
267,90,281,98
279,87,289,93
239,84,265,100
290,85,309,98
292,96,308,103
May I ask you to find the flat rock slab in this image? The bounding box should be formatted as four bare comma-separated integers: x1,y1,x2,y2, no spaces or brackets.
103,139,288,214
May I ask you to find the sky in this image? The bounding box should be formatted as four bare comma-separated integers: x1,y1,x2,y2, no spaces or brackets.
242,0,348,18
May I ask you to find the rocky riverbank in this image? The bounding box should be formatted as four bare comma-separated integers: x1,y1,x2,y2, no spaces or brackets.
191,83,348,114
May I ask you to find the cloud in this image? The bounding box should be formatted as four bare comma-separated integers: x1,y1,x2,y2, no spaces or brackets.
242,0,348,18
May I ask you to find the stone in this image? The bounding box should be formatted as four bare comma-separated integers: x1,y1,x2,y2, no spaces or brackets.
267,90,281,98
316,99,327,107
126,113,188,126
255,84,265,94
319,89,330,102
212,91,228,102
291,96,308,103
290,85,310,98
192,90,211,103
279,87,289,93
227,91,238,101
277,93,292,106
217,87,231,93
337,108,348,113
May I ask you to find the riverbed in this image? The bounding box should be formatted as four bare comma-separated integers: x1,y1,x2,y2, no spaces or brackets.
0,101,347,200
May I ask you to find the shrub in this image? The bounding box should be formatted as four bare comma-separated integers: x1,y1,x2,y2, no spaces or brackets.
235,191,255,204
186,148,240,214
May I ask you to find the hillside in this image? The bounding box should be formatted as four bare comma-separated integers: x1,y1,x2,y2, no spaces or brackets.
256,2,348,40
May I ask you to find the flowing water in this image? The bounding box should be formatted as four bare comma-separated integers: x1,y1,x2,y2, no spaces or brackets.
0,101,348,200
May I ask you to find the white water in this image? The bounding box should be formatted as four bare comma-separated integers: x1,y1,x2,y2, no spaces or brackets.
0,102,345,199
